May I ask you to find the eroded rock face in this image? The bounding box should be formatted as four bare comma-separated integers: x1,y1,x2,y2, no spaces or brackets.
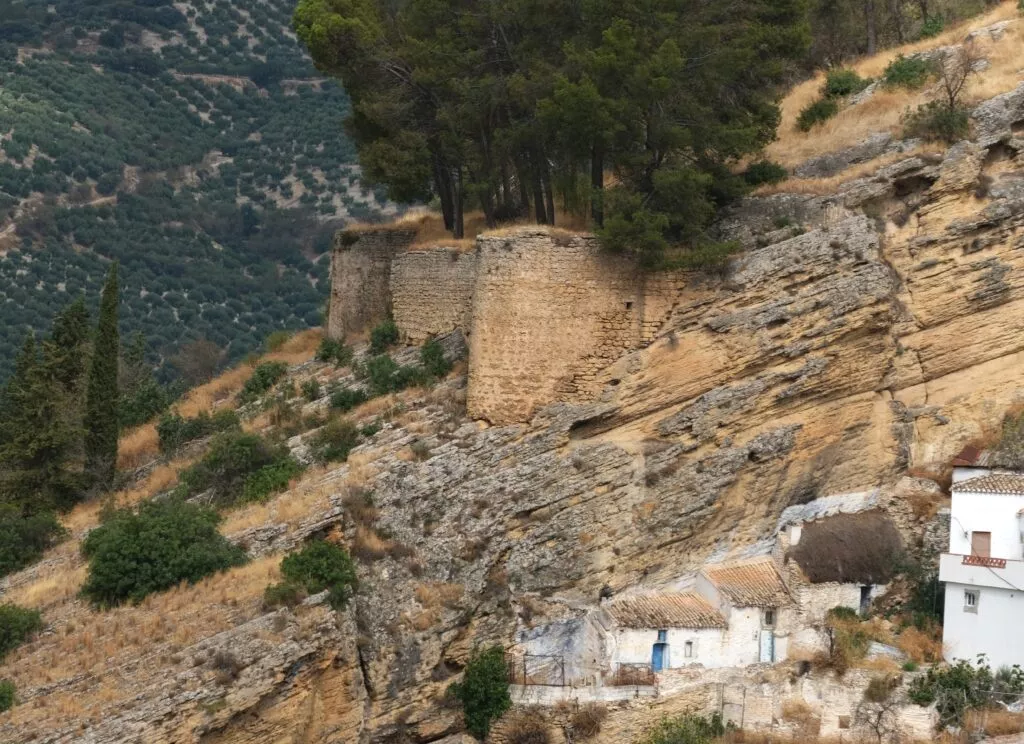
7,85,1024,744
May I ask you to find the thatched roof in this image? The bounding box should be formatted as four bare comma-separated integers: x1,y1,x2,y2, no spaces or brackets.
701,558,792,608
606,593,727,629
788,511,903,584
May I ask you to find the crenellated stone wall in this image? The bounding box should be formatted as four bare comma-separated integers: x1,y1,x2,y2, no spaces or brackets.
327,227,417,339
390,246,478,343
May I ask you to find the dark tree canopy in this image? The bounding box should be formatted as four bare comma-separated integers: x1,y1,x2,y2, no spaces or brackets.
295,0,811,266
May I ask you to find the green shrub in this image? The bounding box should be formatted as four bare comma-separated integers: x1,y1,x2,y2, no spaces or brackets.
639,712,725,744
315,338,354,367
0,604,43,660
0,680,14,712
449,645,511,739
742,160,789,187
902,101,970,143
238,361,288,404
177,430,297,508
329,386,369,412
157,409,240,454
0,507,66,579
824,68,871,99
920,16,944,37
264,330,291,353
262,581,305,609
368,319,400,354
80,499,247,607
364,354,402,395
420,338,452,379
908,658,1023,727
279,540,357,609
903,660,919,672
312,418,361,463
797,98,839,131
242,457,303,503
301,378,322,402
360,420,382,438
883,54,936,89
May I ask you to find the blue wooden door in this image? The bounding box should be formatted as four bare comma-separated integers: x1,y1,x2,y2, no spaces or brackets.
652,643,667,671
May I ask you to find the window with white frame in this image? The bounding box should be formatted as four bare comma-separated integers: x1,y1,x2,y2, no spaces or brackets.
964,589,979,612
684,641,694,658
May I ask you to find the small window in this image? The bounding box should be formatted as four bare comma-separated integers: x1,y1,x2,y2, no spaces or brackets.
657,629,667,643
838,716,851,730
964,590,979,612
625,301,634,310
684,641,694,658
763,608,775,627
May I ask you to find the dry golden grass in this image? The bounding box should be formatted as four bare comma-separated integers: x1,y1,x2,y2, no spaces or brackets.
63,457,193,534
966,709,1024,737
767,4,1023,170
1,556,281,732
781,699,817,724
897,624,944,663
4,561,86,610
116,329,321,470
413,582,464,609
220,465,334,535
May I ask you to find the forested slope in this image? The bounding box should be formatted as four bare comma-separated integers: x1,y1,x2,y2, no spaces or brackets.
0,0,390,380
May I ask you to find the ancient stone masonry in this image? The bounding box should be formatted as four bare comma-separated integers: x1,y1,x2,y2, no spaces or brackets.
327,227,416,339
390,247,478,343
466,230,685,425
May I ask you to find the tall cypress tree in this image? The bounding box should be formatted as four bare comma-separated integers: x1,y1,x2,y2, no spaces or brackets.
85,262,120,490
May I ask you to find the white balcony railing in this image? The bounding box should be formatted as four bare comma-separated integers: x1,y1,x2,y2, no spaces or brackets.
939,553,1024,590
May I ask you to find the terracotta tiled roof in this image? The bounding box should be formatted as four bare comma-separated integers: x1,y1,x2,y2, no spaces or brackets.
606,592,727,629
701,558,791,607
953,473,1024,495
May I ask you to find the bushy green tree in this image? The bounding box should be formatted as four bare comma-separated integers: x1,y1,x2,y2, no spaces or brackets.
0,603,43,660
0,679,14,712
84,262,120,489
640,712,726,744
275,539,358,609
294,0,810,262
80,498,247,606
449,645,511,739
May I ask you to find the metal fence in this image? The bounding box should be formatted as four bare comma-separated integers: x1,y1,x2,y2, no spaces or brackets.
507,654,566,687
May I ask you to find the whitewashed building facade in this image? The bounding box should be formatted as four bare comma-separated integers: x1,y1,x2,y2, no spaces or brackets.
940,470,1024,667
598,557,794,672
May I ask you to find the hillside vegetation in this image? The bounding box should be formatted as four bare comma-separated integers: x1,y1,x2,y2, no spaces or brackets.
0,0,392,380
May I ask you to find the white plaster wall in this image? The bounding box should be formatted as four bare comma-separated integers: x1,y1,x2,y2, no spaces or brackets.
610,627,726,669
722,608,765,667
948,490,1024,560
943,581,1024,667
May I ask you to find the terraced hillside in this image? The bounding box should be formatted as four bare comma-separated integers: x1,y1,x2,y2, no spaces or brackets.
0,0,392,379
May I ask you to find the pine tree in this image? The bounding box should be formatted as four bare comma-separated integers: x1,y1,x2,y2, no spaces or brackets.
84,262,120,490
44,296,91,396
0,334,82,512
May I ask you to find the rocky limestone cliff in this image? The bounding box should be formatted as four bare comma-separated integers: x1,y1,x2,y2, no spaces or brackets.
3,75,1024,744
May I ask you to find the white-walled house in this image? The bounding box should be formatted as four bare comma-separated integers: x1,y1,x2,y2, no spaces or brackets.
598,593,728,672
697,558,795,665
940,470,1024,667
596,557,794,673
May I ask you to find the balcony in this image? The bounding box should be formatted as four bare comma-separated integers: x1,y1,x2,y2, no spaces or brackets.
939,553,1024,590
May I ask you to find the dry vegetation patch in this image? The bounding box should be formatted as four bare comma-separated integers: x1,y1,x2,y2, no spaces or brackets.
766,3,1023,170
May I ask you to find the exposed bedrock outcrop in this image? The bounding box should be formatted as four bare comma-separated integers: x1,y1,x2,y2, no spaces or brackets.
10,85,1024,744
